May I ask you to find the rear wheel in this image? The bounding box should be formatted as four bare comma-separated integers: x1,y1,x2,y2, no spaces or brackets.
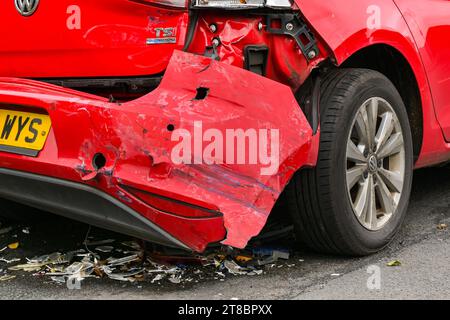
286,68,413,256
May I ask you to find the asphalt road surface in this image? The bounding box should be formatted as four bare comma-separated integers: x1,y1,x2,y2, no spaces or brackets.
0,167,449,300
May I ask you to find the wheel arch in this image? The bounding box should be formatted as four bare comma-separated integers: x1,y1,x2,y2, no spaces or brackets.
297,0,445,167
339,44,423,162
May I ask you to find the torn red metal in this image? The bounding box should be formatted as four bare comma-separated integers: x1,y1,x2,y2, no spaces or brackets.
187,13,328,91
0,50,318,252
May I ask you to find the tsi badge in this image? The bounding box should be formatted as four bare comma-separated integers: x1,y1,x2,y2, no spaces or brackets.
15,0,39,16
147,27,177,45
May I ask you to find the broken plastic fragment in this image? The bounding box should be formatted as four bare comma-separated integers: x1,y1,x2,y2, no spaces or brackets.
9,262,46,272
235,255,253,264
437,223,448,230
106,254,140,267
0,257,20,264
65,262,84,275
95,246,114,253
253,249,290,266
223,260,259,276
50,276,66,284
168,274,182,284
107,268,144,282
387,260,402,267
7,242,19,250
0,274,16,281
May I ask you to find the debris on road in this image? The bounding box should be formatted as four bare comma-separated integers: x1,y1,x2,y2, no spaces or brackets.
251,248,290,266
95,246,114,253
222,260,251,276
7,242,19,250
437,223,448,231
235,255,253,264
1,216,295,286
0,274,16,282
151,274,165,283
3,236,293,286
387,260,402,267
0,257,20,264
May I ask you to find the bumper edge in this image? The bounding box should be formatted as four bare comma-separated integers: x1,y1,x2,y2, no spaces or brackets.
0,168,191,251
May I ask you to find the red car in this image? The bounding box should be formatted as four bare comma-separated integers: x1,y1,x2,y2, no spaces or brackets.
0,0,449,255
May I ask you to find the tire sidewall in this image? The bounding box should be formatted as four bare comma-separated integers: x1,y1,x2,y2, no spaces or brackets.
331,75,413,254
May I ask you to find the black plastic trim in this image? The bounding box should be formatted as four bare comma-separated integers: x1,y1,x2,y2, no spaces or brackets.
244,45,269,76
123,185,223,219
36,75,162,91
265,13,319,62
0,168,190,250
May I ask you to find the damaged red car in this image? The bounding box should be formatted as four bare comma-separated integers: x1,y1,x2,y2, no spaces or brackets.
1,0,449,255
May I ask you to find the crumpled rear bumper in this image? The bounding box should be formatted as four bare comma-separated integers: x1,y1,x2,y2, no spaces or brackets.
0,51,319,252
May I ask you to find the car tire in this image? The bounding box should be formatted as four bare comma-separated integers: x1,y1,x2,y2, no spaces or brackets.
286,68,414,256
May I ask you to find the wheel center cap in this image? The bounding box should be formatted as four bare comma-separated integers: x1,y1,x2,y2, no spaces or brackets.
368,155,378,173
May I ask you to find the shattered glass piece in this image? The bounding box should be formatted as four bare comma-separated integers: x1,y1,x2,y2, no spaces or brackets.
106,254,140,267
50,276,66,284
168,274,182,284
65,262,84,275
151,274,165,283
95,246,114,253
0,274,16,281
0,257,20,264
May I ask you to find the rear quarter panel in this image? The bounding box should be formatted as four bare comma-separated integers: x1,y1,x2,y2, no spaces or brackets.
296,0,450,168
394,0,450,141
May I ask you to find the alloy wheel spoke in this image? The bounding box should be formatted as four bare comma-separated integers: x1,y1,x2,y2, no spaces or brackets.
365,175,378,229
375,173,395,214
375,111,394,152
347,165,366,190
378,167,403,193
354,178,370,218
377,132,403,159
354,108,373,151
367,98,379,148
347,140,366,163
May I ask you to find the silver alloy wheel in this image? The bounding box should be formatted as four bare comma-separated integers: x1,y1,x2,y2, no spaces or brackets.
346,97,405,231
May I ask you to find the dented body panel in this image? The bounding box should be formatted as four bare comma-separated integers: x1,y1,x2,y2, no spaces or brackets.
0,0,188,78
0,51,318,252
2,1,450,252
187,13,328,91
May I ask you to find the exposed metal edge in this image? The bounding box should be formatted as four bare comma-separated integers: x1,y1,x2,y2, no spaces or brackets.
0,168,191,251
